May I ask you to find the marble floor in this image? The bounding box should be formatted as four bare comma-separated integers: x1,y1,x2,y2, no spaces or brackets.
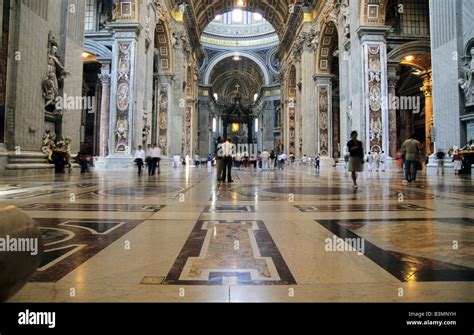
2,164,474,302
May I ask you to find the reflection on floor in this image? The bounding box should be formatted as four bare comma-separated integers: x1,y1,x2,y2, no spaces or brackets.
1,164,473,302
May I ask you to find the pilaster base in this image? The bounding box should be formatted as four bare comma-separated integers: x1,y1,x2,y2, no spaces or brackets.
336,158,347,172
426,156,455,175
94,156,134,170
320,156,336,170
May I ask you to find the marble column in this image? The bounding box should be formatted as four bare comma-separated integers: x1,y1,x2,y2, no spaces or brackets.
198,100,210,157
98,73,111,158
421,71,433,156
285,99,296,155
107,23,140,168
387,63,399,157
300,47,317,157
358,29,390,154
314,75,333,157
156,77,171,157
263,101,274,151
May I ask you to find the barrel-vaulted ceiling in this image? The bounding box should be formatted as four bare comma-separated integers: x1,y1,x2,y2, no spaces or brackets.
209,56,265,104
189,0,296,38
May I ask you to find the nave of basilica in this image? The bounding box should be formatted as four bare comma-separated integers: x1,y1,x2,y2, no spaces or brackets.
0,0,473,304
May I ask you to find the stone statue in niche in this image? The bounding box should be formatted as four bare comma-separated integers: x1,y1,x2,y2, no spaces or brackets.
305,28,320,51
42,32,69,113
172,30,191,53
341,0,350,38
459,47,474,105
155,0,165,21
327,0,341,24
292,35,304,61
99,0,114,30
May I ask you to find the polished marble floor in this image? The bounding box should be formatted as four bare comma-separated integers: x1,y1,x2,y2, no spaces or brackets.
2,163,473,302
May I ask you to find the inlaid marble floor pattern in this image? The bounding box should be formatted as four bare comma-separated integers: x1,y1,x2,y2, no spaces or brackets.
2,165,473,302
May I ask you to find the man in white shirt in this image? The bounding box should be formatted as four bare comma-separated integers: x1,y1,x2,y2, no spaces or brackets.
261,149,270,171
221,138,234,182
134,146,146,176
279,153,287,170
150,144,161,175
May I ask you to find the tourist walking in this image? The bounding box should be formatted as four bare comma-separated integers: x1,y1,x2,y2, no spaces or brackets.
145,144,153,176
261,149,270,171
453,149,463,175
216,137,224,181
401,134,422,184
347,131,364,189
436,149,446,175
269,150,276,171
150,144,161,175
315,153,321,172
277,153,285,170
221,138,234,182
373,152,381,172
77,149,90,174
134,145,146,176
235,151,242,170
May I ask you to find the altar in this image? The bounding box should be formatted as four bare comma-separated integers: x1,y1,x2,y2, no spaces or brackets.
220,89,255,145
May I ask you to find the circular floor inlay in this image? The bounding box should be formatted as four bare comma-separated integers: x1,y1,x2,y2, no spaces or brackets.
262,186,356,195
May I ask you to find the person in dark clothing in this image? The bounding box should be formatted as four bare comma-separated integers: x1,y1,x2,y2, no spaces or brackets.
436,149,446,175
77,150,89,173
315,153,321,172
145,144,153,176
52,143,67,174
347,131,364,189
221,138,234,183
216,137,224,181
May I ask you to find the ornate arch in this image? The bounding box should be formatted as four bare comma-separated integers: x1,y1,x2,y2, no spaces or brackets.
155,20,173,74
84,40,112,61
359,0,389,26
387,40,431,71
315,20,339,74
204,52,270,86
